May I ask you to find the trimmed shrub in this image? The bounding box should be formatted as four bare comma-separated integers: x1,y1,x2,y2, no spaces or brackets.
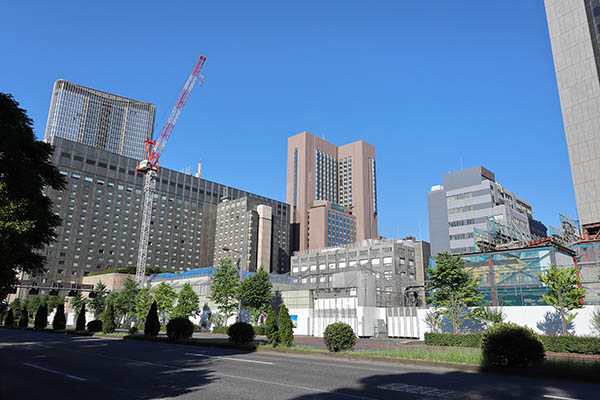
265,305,279,346
278,304,294,347
4,309,15,327
166,317,194,340
18,309,28,328
34,304,48,330
87,320,102,333
482,323,545,367
76,304,87,331
129,326,139,335
539,336,600,355
424,332,482,348
144,301,160,337
228,322,255,345
324,322,356,352
253,325,266,336
53,303,66,330
102,303,116,334
212,326,228,334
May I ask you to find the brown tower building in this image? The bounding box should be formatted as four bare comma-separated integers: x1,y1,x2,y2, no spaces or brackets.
286,131,378,251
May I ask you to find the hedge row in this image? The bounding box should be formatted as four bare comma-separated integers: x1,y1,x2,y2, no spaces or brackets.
425,332,600,354
424,333,482,348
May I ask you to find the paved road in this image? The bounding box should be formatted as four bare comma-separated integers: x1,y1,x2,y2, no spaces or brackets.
1,329,598,400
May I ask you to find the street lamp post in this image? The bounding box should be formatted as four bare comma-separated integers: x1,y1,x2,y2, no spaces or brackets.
223,247,243,322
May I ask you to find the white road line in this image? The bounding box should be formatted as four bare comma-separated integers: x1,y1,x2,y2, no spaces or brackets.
23,362,87,382
543,395,582,400
186,352,274,365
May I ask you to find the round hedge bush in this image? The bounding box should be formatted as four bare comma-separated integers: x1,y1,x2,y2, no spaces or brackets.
228,322,255,345
166,317,194,340
87,320,103,333
324,322,356,352
482,323,545,367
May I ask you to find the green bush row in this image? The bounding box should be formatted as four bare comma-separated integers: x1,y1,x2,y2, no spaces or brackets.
425,332,600,354
212,326,228,334
424,332,482,348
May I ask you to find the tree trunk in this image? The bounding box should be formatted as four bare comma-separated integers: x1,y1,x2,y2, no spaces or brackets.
560,309,568,336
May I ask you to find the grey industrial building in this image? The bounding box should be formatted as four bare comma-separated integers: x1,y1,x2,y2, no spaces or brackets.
428,166,546,255
24,136,291,292
290,238,429,307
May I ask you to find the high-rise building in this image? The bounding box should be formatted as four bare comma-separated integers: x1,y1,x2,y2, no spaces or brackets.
544,1,600,238
44,80,155,160
286,131,378,251
428,166,543,255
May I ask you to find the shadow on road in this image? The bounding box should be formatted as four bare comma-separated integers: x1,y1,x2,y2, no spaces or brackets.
289,370,595,400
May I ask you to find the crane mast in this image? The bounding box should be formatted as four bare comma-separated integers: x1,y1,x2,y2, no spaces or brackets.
135,55,206,283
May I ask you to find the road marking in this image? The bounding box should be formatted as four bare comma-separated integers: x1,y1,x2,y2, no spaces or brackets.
543,396,582,400
23,362,87,382
186,352,274,365
378,383,464,398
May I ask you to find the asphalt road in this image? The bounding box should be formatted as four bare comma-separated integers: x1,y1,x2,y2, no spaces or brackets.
1,329,598,400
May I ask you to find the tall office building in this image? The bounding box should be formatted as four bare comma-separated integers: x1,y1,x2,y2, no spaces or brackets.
44,80,155,160
286,132,378,251
428,166,544,255
545,1,600,238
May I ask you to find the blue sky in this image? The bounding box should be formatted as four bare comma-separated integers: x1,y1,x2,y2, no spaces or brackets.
1,1,575,241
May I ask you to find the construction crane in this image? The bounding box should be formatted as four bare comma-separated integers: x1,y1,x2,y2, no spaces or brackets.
135,55,207,283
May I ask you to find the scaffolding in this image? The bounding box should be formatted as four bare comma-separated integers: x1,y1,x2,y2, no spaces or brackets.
473,216,539,253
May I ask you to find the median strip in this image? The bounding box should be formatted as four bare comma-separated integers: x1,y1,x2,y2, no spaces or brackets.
185,352,274,365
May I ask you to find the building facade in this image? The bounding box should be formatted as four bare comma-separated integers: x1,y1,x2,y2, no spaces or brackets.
286,131,378,251
306,200,357,248
290,238,429,307
25,137,291,293
44,79,155,160
544,0,600,238
213,197,278,272
428,166,543,255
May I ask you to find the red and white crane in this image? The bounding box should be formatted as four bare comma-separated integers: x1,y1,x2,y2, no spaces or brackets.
135,55,207,283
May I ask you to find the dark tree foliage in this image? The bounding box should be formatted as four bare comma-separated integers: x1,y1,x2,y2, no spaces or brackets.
323,322,357,352
34,303,48,330
76,303,86,331
52,302,66,330
166,317,194,340
0,93,65,301
86,320,102,333
18,309,28,328
144,301,160,337
4,308,14,327
227,322,255,345
277,304,294,347
102,303,116,334
265,304,279,346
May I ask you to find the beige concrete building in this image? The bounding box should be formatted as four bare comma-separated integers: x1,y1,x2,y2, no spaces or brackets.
545,0,600,238
287,132,378,251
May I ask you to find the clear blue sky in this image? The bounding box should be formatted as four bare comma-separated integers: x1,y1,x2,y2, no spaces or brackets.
1,0,576,241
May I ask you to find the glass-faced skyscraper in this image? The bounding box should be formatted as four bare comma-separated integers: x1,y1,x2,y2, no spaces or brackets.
545,0,600,238
44,79,155,160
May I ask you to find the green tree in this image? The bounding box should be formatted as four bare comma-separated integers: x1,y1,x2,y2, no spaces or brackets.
44,294,63,314
89,281,108,318
34,303,48,330
4,309,14,327
10,298,23,315
102,302,116,334
264,304,279,346
135,287,154,327
152,282,176,324
277,304,294,347
144,301,160,337
209,258,240,324
0,93,65,300
173,283,200,319
427,252,483,333
238,268,272,325
76,303,86,331
113,277,139,326
52,302,66,330
27,295,44,320
69,292,87,316
538,265,587,336
18,308,28,328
